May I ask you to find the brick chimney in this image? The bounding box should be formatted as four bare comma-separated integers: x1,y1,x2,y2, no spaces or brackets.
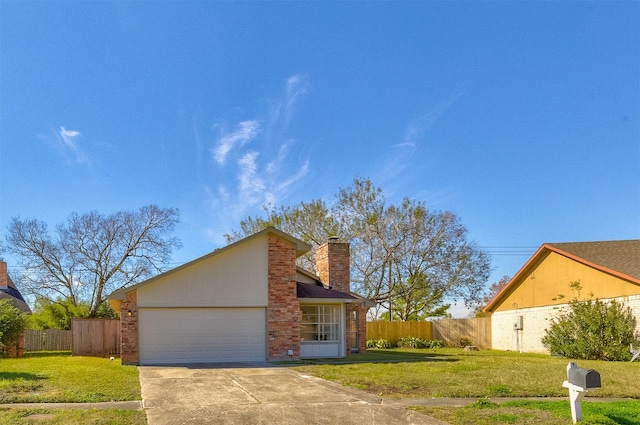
315,237,351,294
0,261,7,287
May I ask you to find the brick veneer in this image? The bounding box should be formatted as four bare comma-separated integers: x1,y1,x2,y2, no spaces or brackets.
316,238,368,354
316,238,351,294
120,291,139,365
267,234,300,360
7,334,25,358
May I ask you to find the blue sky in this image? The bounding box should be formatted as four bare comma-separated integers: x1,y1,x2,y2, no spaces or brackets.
1,2,639,316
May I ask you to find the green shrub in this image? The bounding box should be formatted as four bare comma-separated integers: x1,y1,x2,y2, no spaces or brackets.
455,337,474,348
395,337,446,349
366,339,392,349
542,296,639,361
427,339,446,348
0,299,28,351
397,336,427,349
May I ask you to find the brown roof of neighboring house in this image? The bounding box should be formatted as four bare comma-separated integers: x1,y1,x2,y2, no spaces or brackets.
547,240,640,281
484,239,640,313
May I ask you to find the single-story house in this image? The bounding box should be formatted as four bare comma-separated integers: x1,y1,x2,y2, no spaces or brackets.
0,260,31,358
107,227,375,365
483,240,640,353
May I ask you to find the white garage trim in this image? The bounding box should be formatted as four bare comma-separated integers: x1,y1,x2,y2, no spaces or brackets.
138,307,266,364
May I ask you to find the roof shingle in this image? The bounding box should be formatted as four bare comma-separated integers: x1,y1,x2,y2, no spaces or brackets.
547,240,640,281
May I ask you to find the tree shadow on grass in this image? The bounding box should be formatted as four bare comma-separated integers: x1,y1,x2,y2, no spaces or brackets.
281,349,460,366
0,372,42,381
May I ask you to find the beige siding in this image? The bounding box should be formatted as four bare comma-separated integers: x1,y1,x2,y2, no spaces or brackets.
138,235,269,307
295,271,317,284
491,294,640,353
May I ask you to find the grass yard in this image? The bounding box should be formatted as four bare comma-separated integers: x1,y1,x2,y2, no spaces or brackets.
0,408,147,425
0,352,141,403
293,348,640,399
293,348,640,425
415,399,640,425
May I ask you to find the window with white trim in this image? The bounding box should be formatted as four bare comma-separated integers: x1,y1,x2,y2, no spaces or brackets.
300,305,340,342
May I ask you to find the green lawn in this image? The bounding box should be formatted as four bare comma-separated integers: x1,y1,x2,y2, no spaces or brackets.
293,348,640,399
294,348,640,425
0,352,146,424
415,399,640,425
0,352,141,403
0,408,147,425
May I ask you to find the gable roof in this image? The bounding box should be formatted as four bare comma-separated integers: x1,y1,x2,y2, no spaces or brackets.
108,227,311,300
295,267,377,307
484,239,640,313
546,240,640,281
0,270,32,314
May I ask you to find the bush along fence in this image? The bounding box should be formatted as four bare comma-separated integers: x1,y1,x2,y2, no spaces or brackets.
366,317,491,348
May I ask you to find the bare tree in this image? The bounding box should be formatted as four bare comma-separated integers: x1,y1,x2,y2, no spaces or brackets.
6,205,181,316
227,178,491,317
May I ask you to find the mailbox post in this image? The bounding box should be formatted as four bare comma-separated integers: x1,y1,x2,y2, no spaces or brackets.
562,362,601,423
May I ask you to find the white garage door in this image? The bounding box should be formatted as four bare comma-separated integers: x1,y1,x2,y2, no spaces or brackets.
138,308,266,364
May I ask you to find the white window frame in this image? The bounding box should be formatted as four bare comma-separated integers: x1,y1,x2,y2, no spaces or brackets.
300,305,341,343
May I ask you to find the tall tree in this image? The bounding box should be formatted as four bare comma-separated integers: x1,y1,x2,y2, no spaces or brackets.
483,275,511,306
227,178,491,317
6,205,181,316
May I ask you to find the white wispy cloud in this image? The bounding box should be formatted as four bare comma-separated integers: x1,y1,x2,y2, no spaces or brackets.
371,87,465,187
212,120,260,165
265,73,309,141
283,74,309,127
237,151,266,204
204,75,312,229
402,86,464,146
45,126,90,164
60,127,80,148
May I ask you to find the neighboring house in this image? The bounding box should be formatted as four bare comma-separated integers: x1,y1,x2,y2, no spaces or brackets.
484,240,640,353
107,227,375,365
0,260,31,358
0,261,31,314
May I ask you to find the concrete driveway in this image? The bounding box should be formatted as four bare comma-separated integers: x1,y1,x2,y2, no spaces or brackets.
138,364,447,425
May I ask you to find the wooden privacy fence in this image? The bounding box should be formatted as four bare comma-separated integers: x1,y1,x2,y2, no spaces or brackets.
367,317,491,348
71,319,120,357
366,321,433,346
24,330,73,351
432,317,491,349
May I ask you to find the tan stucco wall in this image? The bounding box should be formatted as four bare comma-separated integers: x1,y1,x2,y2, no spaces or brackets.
493,252,640,312
138,235,269,308
491,294,640,353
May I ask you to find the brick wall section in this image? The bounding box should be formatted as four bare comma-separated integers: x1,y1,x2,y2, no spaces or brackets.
316,238,350,294
355,305,368,353
267,234,300,360
7,334,25,358
120,291,139,365
491,294,640,353
316,238,368,354
0,261,7,286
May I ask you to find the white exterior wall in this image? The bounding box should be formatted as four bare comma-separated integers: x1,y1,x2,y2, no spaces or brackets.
138,235,268,308
491,295,640,353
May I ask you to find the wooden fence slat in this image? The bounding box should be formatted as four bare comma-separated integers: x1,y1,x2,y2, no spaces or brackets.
71,319,120,357
366,317,491,348
24,329,73,351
